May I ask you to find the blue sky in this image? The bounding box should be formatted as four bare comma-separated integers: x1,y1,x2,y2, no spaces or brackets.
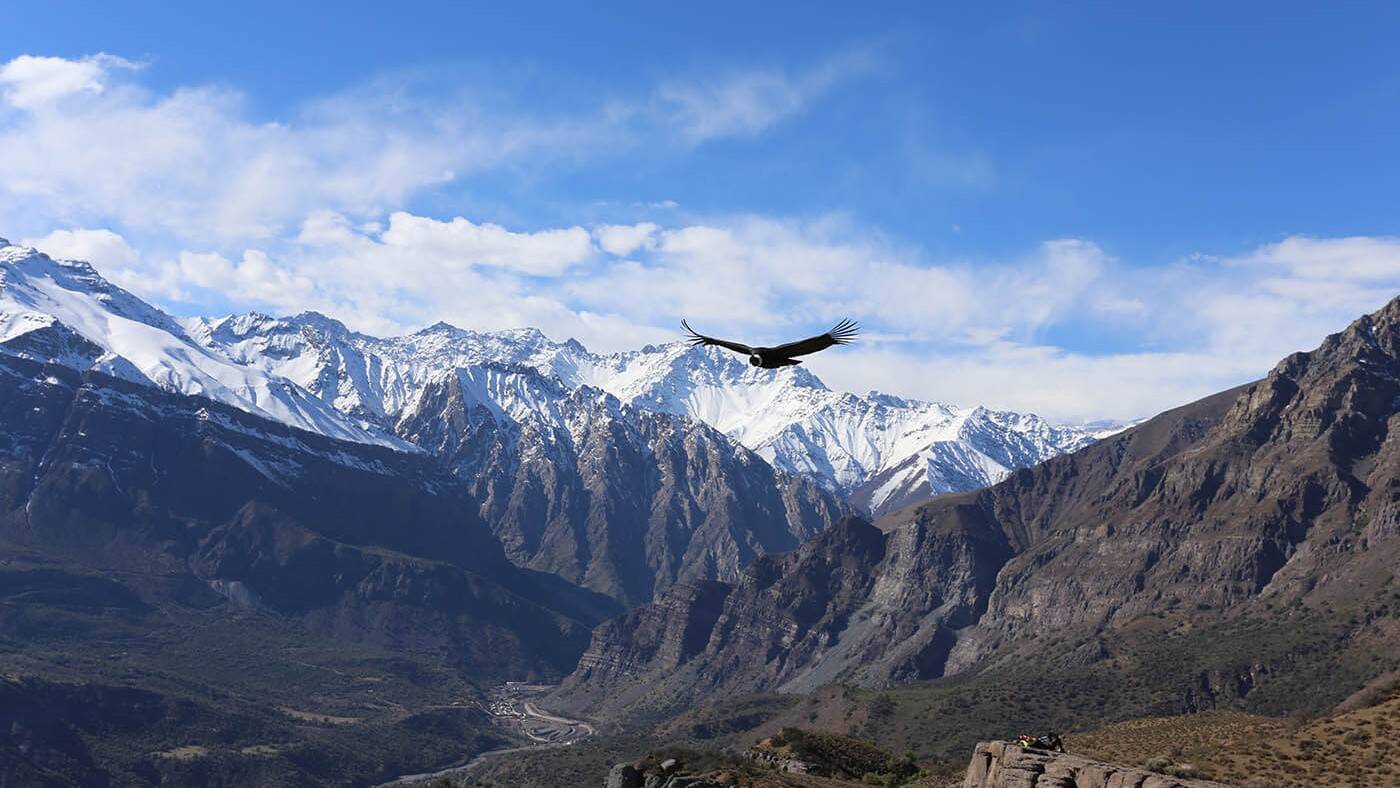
3,1,1400,420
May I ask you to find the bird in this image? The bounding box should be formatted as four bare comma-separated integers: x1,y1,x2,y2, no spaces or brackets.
680,319,859,368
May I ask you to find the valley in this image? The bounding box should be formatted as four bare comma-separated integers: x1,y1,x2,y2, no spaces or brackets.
379,683,594,785
1,239,1399,786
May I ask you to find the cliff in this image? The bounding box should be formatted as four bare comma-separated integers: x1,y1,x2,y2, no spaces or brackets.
558,295,1400,716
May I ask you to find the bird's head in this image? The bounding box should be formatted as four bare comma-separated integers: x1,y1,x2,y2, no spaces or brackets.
748,354,762,367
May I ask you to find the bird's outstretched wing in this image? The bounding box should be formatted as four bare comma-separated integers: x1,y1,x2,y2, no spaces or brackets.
681,320,754,355
770,319,859,358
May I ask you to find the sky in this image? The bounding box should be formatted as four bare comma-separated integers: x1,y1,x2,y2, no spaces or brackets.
2,1,1400,422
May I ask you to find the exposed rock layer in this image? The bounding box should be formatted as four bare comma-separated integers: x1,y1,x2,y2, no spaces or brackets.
397,366,844,606
963,742,1234,788
559,296,1400,712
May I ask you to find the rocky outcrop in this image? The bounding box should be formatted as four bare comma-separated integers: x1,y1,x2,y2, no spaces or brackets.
963,742,1234,788
559,295,1400,713
604,758,726,788
397,365,847,607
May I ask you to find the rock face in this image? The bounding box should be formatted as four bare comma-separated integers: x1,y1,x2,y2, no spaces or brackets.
0,353,616,680
604,759,720,788
396,364,843,607
963,742,1234,788
1,240,1096,607
582,344,1097,516
191,310,1092,602
190,310,1095,517
558,295,1400,712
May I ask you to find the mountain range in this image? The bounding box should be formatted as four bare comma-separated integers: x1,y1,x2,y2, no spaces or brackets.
0,239,1096,604
555,292,1400,724
4,235,1400,786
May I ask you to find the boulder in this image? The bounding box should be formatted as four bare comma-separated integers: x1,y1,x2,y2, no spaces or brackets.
605,763,643,788
962,741,1236,788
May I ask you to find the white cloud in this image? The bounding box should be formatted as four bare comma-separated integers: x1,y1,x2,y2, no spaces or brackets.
176,249,318,309
816,343,1260,425
0,52,866,244
17,214,1400,423
1237,235,1400,282
595,222,657,257
567,217,1117,348
658,72,812,144
6,54,1396,425
142,211,665,347
655,52,873,144
0,73,520,240
379,212,594,275
0,53,140,109
21,227,137,269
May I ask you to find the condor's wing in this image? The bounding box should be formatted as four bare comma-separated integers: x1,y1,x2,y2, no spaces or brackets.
681,319,753,356
770,319,859,358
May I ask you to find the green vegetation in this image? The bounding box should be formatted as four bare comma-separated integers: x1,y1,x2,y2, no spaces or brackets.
0,552,516,787
639,601,1398,781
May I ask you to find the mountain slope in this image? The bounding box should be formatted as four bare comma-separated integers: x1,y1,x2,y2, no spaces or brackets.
187,308,1095,516
556,295,1400,716
0,245,843,606
577,341,1097,515
1,239,1092,605
395,362,843,606
0,244,400,447
0,352,616,678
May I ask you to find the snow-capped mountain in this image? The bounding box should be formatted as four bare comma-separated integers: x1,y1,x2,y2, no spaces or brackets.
0,243,402,447
570,342,1097,515
1,239,1095,529
182,311,1094,516
0,241,842,605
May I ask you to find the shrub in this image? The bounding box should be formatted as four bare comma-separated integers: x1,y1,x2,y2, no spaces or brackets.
1144,755,1174,773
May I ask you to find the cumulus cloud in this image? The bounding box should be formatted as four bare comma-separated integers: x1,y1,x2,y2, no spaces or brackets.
379,212,594,275
1237,235,1400,282
594,222,657,257
0,52,865,244
21,227,138,269
0,73,526,240
175,249,318,309
566,217,1125,350
7,53,1397,424
20,216,1400,423
0,53,140,109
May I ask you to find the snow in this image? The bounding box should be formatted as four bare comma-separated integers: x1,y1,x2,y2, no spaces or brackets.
184,302,1096,501
0,243,404,448
1,239,1098,502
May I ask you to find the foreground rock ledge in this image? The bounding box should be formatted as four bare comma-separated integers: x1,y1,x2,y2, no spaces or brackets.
964,741,1236,788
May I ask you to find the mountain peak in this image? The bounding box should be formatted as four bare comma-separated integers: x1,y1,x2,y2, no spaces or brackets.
212,311,280,338
289,310,352,336
0,245,1098,515
492,326,546,341
1367,292,1400,328
1340,294,1400,354
415,320,464,336
867,390,917,408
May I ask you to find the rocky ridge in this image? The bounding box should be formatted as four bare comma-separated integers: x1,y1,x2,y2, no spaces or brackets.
557,295,1400,712
0,239,1097,605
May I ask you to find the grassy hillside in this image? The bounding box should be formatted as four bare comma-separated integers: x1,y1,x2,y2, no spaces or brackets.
1070,679,1400,787
0,549,519,786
